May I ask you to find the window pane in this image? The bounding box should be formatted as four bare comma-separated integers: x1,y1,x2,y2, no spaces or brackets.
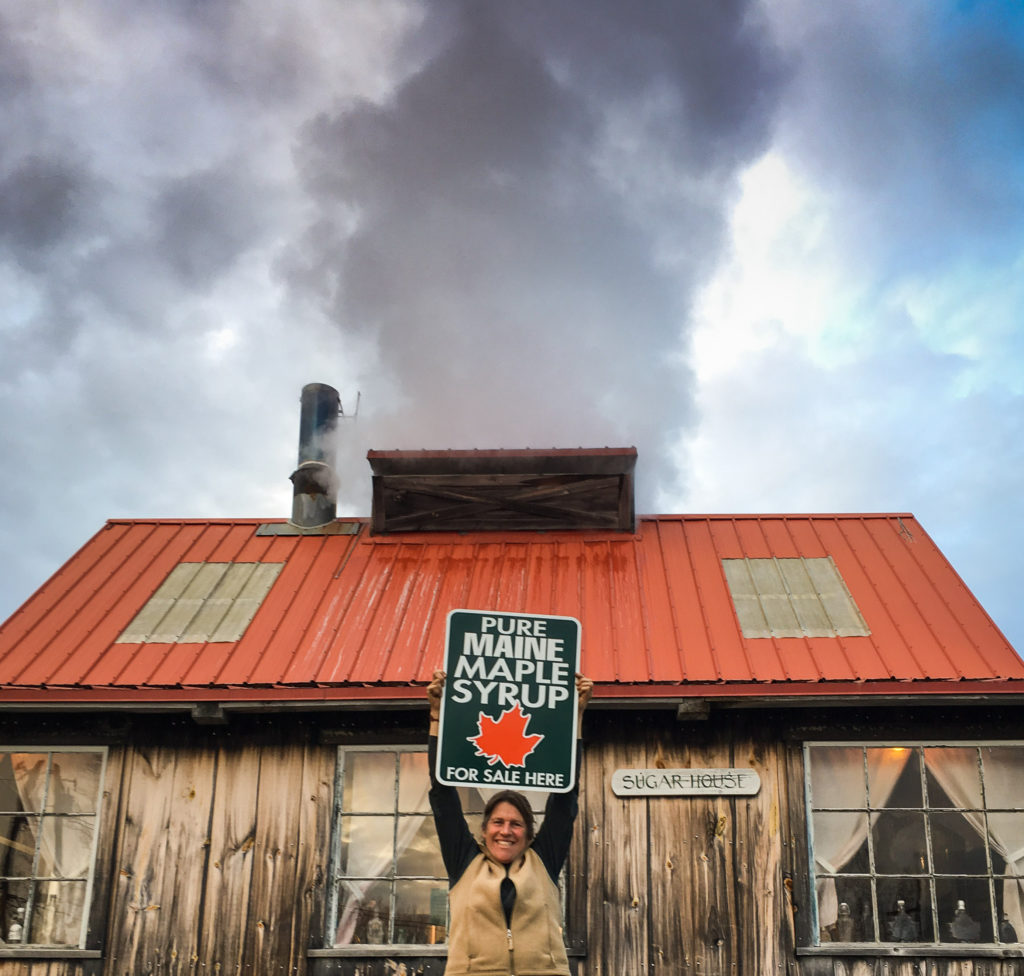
0,815,38,875
987,812,1024,876
395,879,448,945
45,754,104,814
930,811,988,874
339,816,394,877
925,747,981,808
812,811,869,873
398,753,430,813
872,811,927,874
335,879,391,945
809,747,865,807
0,879,30,942
28,880,88,945
457,785,486,815
0,755,36,814
343,753,396,813
878,878,933,941
981,747,1024,808
37,818,96,879
395,816,445,878
870,747,920,807
823,878,874,943
937,878,992,943
6,756,49,813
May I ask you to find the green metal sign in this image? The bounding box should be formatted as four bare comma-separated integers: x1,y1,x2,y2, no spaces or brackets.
436,609,581,793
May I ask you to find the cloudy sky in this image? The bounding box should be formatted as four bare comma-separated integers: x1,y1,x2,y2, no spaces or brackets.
2,0,1022,653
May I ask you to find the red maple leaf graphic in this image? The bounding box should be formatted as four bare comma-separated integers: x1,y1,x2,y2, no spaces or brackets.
468,702,544,768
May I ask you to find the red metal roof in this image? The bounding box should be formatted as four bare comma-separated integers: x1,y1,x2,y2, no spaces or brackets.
0,514,1021,705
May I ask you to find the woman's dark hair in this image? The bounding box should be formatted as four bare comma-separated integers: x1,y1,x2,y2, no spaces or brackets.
482,790,536,841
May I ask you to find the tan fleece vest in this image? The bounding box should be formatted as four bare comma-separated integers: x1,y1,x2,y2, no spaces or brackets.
445,848,569,975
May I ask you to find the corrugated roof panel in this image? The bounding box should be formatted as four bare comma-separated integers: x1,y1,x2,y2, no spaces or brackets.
803,557,869,636
690,520,755,681
78,637,143,687
271,535,369,685
633,526,684,683
118,563,203,642
863,518,986,679
206,563,284,643
653,519,719,682
804,636,857,682
781,559,836,635
146,642,206,687
0,514,1021,701
233,534,341,685
297,536,375,685
349,543,432,685
723,559,771,638
579,540,617,681
722,557,870,640
149,563,231,642
0,521,131,663
852,519,948,679
809,518,905,680
14,522,196,686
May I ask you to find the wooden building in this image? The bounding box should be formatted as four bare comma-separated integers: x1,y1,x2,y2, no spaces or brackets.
1,420,1023,976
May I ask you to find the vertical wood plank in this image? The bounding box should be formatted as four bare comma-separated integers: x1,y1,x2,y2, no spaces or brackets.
242,728,334,976
732,726,786,976
198,736,261,975
647,721,694,976
107,735,216,976
685,727,737,976
584,714,650,976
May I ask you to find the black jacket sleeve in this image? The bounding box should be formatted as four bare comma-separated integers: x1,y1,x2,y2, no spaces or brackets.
529,742,583,883
428,735,480,886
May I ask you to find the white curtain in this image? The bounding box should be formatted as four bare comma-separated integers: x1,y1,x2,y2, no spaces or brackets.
11,752,101,946
811,747,909,928
925,747,1024,941
334,779,430,945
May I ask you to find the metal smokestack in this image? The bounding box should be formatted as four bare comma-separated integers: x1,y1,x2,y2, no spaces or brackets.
290,383,340,528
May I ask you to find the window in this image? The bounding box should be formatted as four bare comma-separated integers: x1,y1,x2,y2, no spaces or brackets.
327,747,548,949
0,748,106,947
805,743,1024,947
723,557,869,638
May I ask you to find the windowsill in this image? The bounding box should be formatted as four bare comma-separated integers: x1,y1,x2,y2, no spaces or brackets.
310,945,586,958
0,948,102,959
310,946,448,957
798,945,1024,959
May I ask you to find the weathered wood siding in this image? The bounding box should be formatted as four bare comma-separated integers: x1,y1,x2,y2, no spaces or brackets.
573,711,792,976
570,710,1024,976
3,707,1023,976
104,721,334,976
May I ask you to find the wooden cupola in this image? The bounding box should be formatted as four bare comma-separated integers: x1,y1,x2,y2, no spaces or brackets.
367,447,637,534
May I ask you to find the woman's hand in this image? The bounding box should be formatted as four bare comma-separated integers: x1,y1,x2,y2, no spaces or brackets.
427,670,445,734
576,673,593,727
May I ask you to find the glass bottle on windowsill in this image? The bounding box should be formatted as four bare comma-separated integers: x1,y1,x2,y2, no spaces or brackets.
836,902,855,942
7,907,25,943
889,899,918,941
950,900,981,942
999,913,1018,943
367,911,384,945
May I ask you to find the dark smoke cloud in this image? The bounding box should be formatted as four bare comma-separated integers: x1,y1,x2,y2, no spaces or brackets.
286,0,785,511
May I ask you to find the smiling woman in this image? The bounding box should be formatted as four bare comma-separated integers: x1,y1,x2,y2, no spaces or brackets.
427,670,591,976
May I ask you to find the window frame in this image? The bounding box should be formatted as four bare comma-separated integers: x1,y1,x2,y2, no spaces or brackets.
325,744,450,953
322,742,568,958
0,745,109,953
802,739,1024,954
